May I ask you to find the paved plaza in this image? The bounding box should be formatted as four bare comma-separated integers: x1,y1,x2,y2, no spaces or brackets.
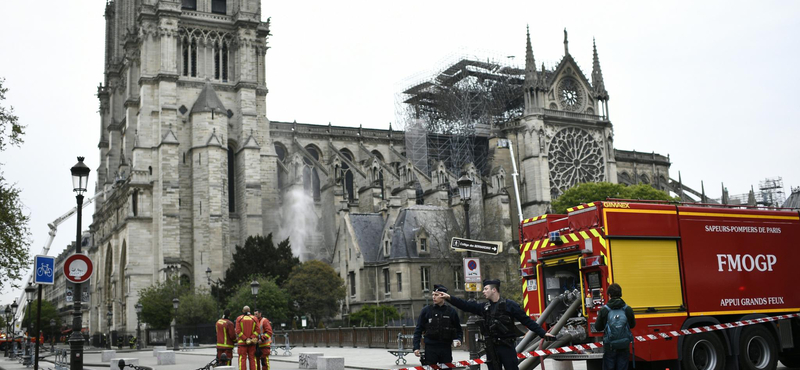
0,345,589,370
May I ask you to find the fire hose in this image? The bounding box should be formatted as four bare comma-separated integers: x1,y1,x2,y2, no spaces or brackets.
519,294,582,370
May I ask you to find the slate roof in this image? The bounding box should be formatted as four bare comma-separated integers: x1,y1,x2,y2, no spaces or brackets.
782,189,800,209
385,205,460,262
350,213,386,263
191,81,227,114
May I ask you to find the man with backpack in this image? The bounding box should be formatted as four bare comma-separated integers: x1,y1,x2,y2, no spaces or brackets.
594,283,636,370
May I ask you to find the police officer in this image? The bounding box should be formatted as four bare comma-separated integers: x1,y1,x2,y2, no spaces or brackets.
413,284,463,365
436,279,555,370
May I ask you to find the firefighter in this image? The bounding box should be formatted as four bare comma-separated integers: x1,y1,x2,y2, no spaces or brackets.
235,305,261,370
254,310,273,370
437,279,556,370
413,284,463,365
215,309,236,366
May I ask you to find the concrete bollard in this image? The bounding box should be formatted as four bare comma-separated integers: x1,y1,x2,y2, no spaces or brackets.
101,350,117,362
152,345,167,356
552,360,575,370
317,356,345,370
298,352,325,369
110,358,139,370
157,350,177,365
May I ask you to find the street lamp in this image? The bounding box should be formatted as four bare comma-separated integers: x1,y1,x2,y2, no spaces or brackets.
106,306,113,349
4,305,10,357
10,300,18,359
135,303,142,350
24,282,35,363
49,319,55,353
69,156,90,370
457,173,480,368
172,298,179,351
250,280,260,312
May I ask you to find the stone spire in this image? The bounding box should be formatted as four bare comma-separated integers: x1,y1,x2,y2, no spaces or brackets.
591,38,609,100
537,62,549,90
524,25,537,90
563,28,569,55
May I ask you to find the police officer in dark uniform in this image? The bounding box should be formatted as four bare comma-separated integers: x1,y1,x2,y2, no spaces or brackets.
436,279,555,370
413,284,463,365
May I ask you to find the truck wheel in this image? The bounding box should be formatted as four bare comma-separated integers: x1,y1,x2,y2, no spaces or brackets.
739,325,778,370
682,333,726,370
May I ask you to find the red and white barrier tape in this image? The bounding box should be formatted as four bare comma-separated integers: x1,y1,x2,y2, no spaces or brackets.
393,312,800,370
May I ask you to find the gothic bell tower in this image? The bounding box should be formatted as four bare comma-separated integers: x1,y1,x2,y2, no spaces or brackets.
92,0,275,335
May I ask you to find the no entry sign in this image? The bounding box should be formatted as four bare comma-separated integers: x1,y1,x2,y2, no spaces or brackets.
63,254,94,284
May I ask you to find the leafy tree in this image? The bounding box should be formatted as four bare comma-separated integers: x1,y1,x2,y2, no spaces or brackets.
349,304,400,327
285,260,346,328
551,182,676,214
225,276,289,323
138,276,190,329
176,289,218,326
21,299,60,337
215,234,299,305
0,77,31,291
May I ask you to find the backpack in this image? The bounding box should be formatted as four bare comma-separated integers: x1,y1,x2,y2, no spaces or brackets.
603,304,633,351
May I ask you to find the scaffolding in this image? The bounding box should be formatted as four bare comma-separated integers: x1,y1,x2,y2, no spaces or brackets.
396,56,525,177
759,177,785,207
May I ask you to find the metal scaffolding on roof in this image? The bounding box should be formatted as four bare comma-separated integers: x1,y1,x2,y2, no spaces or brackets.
396,56,524,177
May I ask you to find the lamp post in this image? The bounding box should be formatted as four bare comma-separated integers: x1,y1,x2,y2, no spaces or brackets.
106,306,112,349
172,298,179,351
250,280,260,312
34,281,45,370
49,319,55,353
135,303,142,350
457,174,480,368
69,156,90,370
25,282,35,363
4,305,10,357
10,300,18,359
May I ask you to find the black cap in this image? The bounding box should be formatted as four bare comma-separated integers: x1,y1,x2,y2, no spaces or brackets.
433,284,448,293
483,279,501,288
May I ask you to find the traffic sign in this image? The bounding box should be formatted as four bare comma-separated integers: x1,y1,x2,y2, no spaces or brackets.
465,282,482,292
63,254,94,284
463,257,482,283
34,255,56,285
451,237,503,255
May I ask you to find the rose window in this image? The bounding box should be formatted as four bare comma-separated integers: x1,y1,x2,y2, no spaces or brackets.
557,78,584,112
548,127,605,197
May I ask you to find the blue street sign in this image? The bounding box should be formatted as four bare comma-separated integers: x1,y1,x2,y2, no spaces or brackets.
34,255,56,285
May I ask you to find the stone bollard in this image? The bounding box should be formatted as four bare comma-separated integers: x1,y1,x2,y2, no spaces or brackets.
110,358,139,370
152,345,167,357
101,350,117,362
552,360,575,370
298,352,325,369
215,367,235,370
317,356,344,370
157,350,177,365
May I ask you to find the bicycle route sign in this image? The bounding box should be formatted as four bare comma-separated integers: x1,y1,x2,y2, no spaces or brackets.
63,253,94,284
34,255,56,285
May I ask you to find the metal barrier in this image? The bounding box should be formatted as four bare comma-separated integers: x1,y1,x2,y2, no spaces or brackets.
182,335,198,351
277,333,294,356
53,348,69,370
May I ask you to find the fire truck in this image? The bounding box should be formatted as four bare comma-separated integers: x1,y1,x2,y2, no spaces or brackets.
517,201,800,370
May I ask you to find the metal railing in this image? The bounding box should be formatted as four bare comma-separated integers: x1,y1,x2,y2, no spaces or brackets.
274,325,477,351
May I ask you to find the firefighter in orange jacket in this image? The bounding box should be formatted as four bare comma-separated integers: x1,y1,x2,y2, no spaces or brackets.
254,311,273,370
235,306,261,370
215,309,236,365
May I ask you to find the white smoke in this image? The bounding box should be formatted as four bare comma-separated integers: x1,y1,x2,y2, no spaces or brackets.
276,187,318,261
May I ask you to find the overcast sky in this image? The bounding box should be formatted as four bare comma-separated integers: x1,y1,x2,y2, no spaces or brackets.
1,1,799,306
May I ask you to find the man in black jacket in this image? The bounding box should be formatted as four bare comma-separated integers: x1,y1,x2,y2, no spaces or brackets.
593,283,636,370
413,284,463,365
436,279,555,370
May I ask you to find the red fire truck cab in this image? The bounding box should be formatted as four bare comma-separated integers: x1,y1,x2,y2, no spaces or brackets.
519,201,800,370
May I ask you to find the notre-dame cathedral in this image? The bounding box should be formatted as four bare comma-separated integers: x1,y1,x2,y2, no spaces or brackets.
87,0,669,334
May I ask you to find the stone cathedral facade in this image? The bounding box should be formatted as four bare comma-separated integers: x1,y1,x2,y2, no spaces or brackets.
87,1,669,334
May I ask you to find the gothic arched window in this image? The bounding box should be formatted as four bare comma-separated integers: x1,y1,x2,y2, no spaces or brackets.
340,149,355,202
275,142,287,189
304,145,321,201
